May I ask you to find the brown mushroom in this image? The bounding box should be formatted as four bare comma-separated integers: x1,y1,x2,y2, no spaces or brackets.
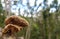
2,15,29,39
4,15,29,27
2,24,22,35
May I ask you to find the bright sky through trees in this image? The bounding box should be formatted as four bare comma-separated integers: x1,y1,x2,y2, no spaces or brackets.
1,0,60,15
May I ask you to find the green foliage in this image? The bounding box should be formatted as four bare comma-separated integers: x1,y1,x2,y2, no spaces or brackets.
0,2,6,28
30,22,40,39
0,15,6,28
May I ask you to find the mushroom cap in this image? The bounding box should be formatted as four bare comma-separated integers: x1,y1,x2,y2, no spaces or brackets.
5,15,29,27
2,24,22,34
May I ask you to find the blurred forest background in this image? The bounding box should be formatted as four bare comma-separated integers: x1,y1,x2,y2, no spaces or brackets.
0,0,60,39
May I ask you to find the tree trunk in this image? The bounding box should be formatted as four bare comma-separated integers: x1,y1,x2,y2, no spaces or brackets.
48,32,51,39
56,34,59,39
4,0,11,17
